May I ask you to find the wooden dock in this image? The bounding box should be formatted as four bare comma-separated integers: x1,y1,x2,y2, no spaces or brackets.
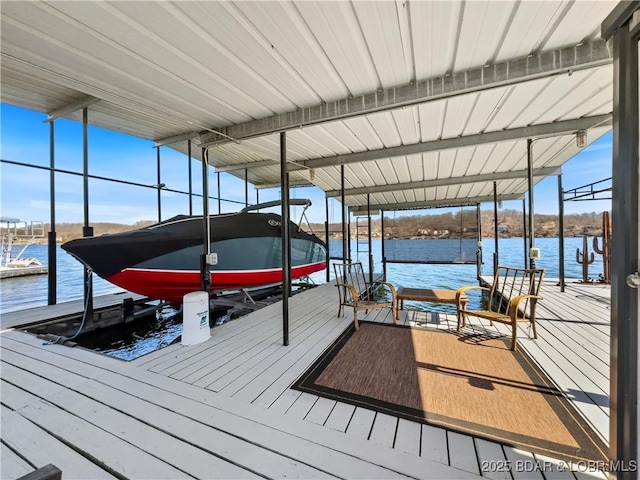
1,291,147,331
0,265,48,279
1,279,610,479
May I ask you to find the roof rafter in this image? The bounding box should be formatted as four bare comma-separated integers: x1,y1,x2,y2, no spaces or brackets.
326,167,560,198
44,95,100,123
200,39,612,147
155,131,200,147
215,114,611,173
348,193,524,212
299,115,611,170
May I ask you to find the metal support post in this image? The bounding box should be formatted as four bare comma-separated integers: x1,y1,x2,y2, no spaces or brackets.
188,139,193,215
47,120,57,305
523,198,528,269
367,194,373,283
381,210,387,279
341,165,347,263
217,172,221,214
245,168,249,207
493,181,499,275
476,203,482,280
200,148,211,293
325,195,330,282
603,6,640,475
280,132,291,346
82,107,93,316
527,138,536,269
558,173,566,292
156,146,162,222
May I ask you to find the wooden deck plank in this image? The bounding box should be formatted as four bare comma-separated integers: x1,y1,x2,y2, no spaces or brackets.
180,286,338,388
1,383,190,479
1,442,33,479
155,287,330,379
249,321,355,407
502,447,544,480
323,402,356,432
475,438,511,480
268,388,302,413
2,365,262,480
224,317,349,402
532,453,576,480
148,307,289,375
536,286,610,357
534,314,609,371
447,432,480,476
1,405,116,480
345,407,376,439
369,412,398,448
50,382,332,479
1,333,470,480
573,469,608,480
1,343,354,479
140,283,332,372
1,292,145,330
420,425,449,465
198,308,340,392
521,298,609,397
394,419,422,456
3,273,613,480
532,320,609,395
285,391,318,419
305,396,336,426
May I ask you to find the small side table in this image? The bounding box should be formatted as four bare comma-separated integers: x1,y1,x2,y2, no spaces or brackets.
396,287,468,316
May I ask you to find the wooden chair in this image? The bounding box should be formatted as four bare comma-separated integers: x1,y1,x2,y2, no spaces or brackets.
455,265,545,351
334,261,398,329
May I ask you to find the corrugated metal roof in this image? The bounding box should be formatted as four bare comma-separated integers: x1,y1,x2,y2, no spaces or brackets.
0,1,617,210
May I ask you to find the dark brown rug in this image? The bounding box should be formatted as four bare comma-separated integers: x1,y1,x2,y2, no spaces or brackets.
293,321,608,464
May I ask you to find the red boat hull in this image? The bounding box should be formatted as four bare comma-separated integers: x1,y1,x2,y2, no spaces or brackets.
108,261,327,303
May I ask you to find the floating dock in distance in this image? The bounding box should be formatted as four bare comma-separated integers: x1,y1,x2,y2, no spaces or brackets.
0,264,48,279
1,217,48,279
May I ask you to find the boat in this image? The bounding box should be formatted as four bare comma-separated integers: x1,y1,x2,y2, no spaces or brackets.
61,200,327,303
1,217,48,279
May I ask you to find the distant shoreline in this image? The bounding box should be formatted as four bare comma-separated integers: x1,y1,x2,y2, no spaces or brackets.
10,233,603,246
6,209,608,244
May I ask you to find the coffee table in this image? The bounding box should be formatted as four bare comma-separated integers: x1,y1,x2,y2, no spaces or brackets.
396,287,468,315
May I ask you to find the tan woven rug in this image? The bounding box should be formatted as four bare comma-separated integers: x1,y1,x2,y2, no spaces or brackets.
293,321,607,464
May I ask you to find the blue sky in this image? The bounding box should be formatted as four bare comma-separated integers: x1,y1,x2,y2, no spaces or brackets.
1,103,611,226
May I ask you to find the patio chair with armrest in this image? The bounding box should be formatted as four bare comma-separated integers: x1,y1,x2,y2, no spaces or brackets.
455,265,545,351
334,261,398,329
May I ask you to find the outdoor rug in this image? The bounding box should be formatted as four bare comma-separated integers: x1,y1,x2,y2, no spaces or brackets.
292,321,608,464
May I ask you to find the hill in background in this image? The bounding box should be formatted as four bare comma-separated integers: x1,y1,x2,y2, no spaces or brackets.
20,210,608,244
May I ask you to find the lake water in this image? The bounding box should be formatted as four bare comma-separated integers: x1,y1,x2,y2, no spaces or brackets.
1,236,603,315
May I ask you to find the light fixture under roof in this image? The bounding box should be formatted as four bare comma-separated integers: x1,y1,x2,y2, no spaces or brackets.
576,130,587,148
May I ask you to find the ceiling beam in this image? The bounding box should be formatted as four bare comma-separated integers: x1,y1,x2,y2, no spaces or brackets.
254,179,314,189
200,40,612,146
326,167,560,198
297,115,611,170
210,114,610,174
154,131,199,147
215,159,280,173
348,193,524,212
43,95,100,123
